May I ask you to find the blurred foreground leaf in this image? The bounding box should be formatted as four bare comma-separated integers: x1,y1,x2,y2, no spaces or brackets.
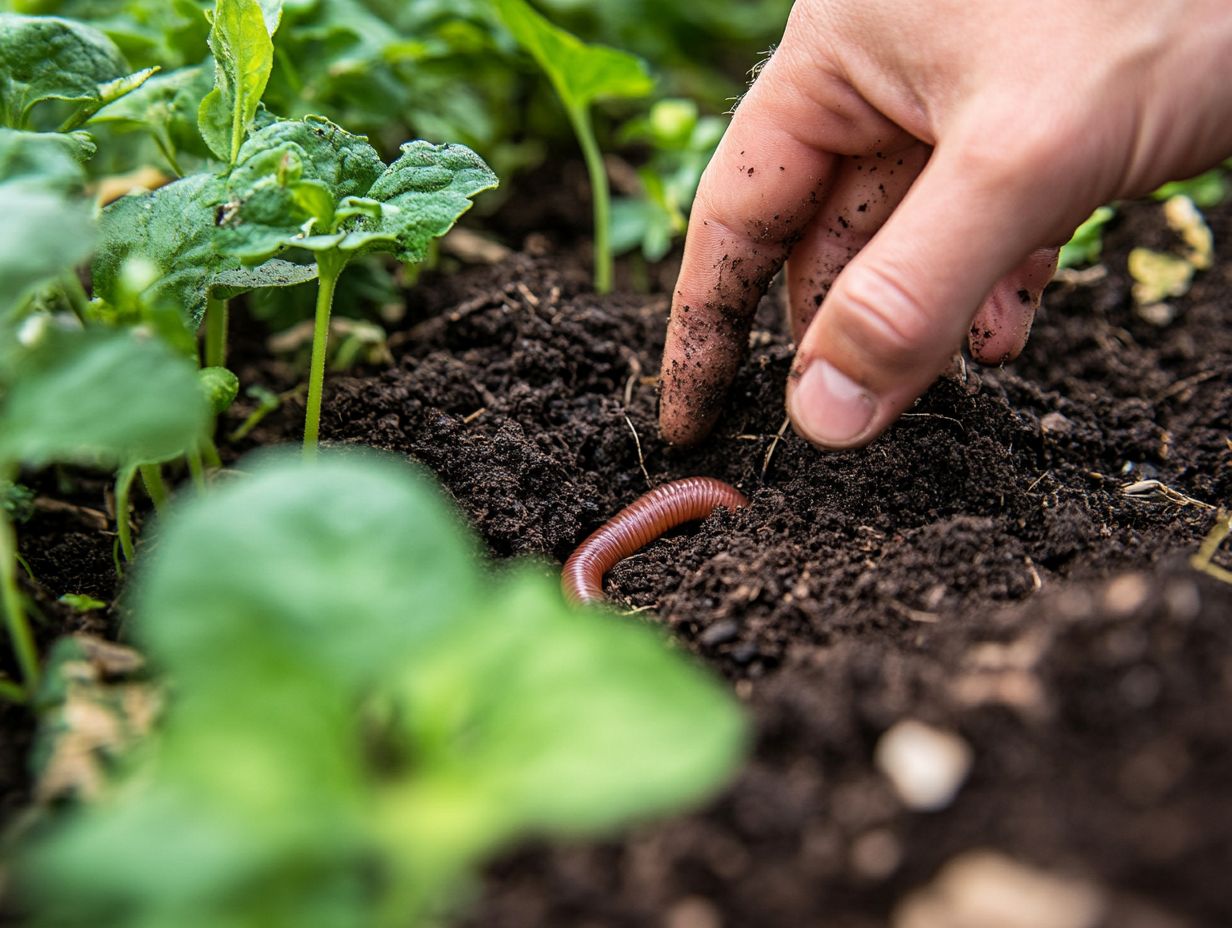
18,452,746,927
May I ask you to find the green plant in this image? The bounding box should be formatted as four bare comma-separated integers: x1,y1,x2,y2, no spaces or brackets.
611,97,724,262
0,12,156,132
217,115,496,454
1152,166,1228,208
0,129,96,318
1058,205,1116,270
17,451,746,926
0,328,208,698
493,0,653,293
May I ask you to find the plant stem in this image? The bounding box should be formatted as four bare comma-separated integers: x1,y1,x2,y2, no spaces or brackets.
60,272,91,322
0,502,38,694
0,677,25,704
568,105,612,294
115,466,137,564
204,296,228,369
187,448,207,493
304,252,347,458
139,464,169,512
201,435,222,470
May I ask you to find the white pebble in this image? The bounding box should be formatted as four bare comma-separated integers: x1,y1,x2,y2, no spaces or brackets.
875,720,973,812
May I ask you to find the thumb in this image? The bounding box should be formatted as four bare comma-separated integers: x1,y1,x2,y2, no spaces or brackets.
787,141,1078,450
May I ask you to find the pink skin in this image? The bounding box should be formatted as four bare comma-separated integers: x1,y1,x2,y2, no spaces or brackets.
659,0,1232,450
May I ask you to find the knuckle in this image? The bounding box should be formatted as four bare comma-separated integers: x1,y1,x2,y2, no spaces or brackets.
834,262,938,368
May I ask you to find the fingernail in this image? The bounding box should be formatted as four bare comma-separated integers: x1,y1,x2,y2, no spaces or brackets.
789,360,876,448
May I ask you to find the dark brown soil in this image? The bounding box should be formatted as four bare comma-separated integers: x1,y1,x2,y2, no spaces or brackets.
5,195,1231,927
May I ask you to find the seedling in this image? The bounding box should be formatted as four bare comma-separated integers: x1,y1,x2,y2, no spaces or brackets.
198,0,280,166
494,0,653,293
1191,509,1232,584
612,97,724,262
1058,205,1116,269
0,328,207,697
217,115,496,454
18,452,746,926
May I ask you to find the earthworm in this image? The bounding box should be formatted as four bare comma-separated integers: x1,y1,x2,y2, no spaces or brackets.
562,477,749,605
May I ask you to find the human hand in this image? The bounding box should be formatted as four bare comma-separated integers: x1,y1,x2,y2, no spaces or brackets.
658,0,1232,448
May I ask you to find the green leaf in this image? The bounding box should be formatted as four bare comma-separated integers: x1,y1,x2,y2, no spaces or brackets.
0,14,153,130
492,0,654,115
0,128,94,194
94,172,320,329
393,570,746,849
363,140,499,262
0,328,209,469
219,117,495,265
135,450,480,691
1152,168,1228,209
1058,205,1116,270
0,132,94,314
0,188,93,318
92,173,229,329
198,0,280,164
89,64,215,171
209,258,318,299
58,593,107,612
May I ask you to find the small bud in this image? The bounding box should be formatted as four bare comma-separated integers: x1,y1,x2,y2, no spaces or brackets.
199,366,240,416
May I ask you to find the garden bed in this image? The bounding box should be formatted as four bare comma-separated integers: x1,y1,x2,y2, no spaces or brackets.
5,192,1231,926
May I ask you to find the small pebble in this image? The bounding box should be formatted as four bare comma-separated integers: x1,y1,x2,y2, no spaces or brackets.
700,620,739,647
875,720,973,811
1039,411,1073,436
666,897,722,928
1103,573,1150,617
893,850,1105,928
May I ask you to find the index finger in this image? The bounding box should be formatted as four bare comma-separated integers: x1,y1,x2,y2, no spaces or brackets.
658,27,900,445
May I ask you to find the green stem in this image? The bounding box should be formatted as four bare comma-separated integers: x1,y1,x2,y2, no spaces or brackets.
0,498,38,693
60,272,91,322
139,464,169,512
115,466,137,564
304,252,347,458
0,677,25,704
155,129,185,178
568,105,612,294
201,434,222,471
187,448,207,493
204,296,229,369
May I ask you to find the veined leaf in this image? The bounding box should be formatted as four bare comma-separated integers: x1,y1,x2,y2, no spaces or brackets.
93,173,318,329
209,258,318,299
492,0,654,114
198,0,280,164
364,140,501,263
0,13,154,130
93,173,228,329
0,328,208,469
219,116,496,265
